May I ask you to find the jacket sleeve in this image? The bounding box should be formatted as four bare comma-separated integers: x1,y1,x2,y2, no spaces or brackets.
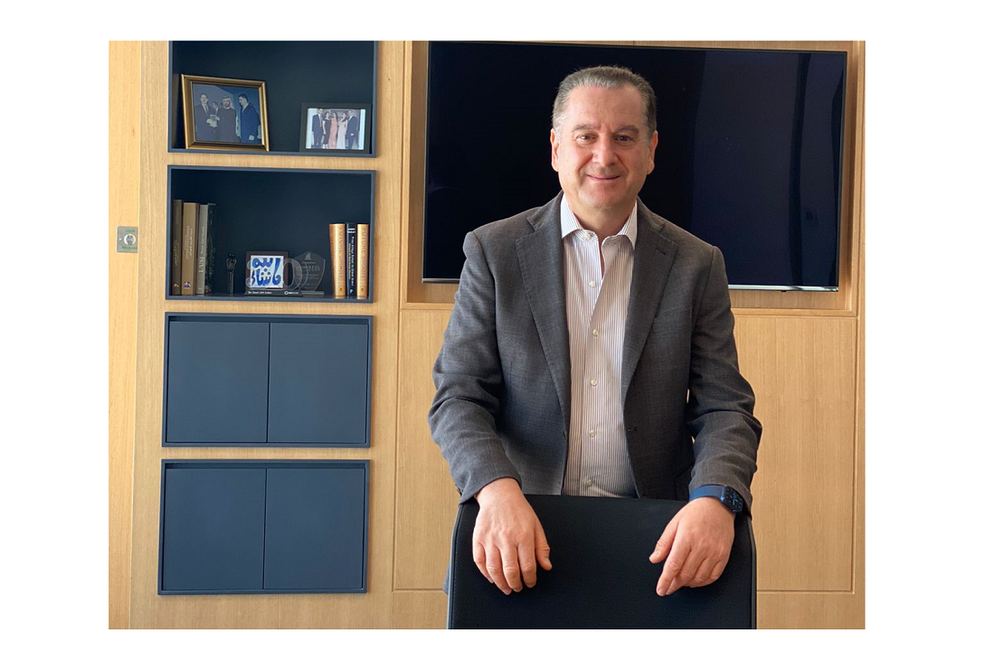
428,230,522,504
685,246,762,513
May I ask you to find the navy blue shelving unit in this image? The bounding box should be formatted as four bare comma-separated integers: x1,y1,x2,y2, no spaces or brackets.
159,460,369,595
162,313,372,447
166,165,375,303
169,41,378,157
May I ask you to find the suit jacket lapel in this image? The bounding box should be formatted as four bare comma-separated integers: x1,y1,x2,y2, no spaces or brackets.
621,200,677,404
516,194,572,432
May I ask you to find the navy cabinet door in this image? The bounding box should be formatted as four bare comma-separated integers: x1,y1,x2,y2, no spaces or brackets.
160,467,267,592
165,320,270,444
263,466,368,591
267,321,370,444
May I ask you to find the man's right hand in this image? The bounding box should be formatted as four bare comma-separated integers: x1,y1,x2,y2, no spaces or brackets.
473,478,552,595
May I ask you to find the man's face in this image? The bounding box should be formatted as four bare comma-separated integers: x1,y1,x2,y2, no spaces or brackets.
550,85,658,222
238,96,247,108
200,94,208,107
222,97,231,108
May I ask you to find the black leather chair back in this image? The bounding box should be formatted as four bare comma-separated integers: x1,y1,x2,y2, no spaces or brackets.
447,495,756,628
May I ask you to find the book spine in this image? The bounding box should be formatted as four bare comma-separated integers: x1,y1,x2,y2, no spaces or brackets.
356,223,369,299
345,223,357,298
181,202,199,296
170,199,183,295
329,223,346,298
196,203,209,295
204,203,216,295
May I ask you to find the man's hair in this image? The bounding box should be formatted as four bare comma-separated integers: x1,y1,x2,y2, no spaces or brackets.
238,93,248,101
551,65,657,141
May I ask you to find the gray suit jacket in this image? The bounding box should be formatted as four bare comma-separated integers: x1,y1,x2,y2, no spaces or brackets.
429,193,761,512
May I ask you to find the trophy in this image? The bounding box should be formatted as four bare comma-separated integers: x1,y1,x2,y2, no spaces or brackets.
286,251,326,297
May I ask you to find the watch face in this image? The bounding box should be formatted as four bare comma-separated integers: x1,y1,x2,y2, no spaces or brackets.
723,487,744,512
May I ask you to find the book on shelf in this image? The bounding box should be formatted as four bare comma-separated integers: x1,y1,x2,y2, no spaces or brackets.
204,203,216,295
195,203,215,296
180,202,199,296
345,223,357,298
329,223,347,298
356,223,369,299
170,199,183,295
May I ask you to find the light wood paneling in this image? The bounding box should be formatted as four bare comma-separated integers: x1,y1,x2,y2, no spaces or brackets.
759,590,863,629
391,591,447,629
109,40,141,629
393,310,460,590
736,316,857,591
129,41,405,628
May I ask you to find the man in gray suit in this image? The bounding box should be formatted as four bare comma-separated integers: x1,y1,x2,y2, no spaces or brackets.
429,66,760,599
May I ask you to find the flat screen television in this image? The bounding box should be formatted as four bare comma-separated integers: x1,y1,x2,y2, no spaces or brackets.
423,41,847,290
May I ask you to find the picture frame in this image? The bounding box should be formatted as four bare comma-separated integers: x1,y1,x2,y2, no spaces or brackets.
245,251,288,291
300,103,372,155
182,75,269,151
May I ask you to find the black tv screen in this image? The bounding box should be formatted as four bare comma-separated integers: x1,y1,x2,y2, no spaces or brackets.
423,42,846,290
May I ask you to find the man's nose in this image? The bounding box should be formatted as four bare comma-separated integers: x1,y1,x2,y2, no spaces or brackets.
591,136,617,165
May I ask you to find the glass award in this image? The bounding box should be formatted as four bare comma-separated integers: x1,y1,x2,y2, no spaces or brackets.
287,251,326,296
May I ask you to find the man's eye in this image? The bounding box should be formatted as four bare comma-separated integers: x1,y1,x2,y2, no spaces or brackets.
616,135,634,143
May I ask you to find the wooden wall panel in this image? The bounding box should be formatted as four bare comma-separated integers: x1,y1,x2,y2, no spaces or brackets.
736,316,857,591
109,40,141,629
393,310,461,590
391,591,447,629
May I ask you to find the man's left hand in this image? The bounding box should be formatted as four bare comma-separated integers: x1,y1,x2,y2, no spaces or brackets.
649,497,735,596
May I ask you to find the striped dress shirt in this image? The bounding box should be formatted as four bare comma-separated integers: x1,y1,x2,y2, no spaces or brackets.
560,199,638,498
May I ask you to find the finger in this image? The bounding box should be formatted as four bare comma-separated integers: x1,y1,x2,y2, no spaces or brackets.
708,557,729,585
485,545,512,595
667,548,707,595
650,518,678,564
535,520,553,571
501,543,524,592
656,533,690,596
472,541,492,584
518,536,537,588
689,556,717,588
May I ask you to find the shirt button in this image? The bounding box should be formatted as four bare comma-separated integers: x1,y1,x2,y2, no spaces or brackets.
585,478,593,487
589,429,596,437
588,280,596,288
592,328,599,337
590,379,597,386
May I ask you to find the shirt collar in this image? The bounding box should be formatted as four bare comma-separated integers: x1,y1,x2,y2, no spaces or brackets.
560,197,639,248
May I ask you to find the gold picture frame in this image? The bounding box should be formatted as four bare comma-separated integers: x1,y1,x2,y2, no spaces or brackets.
181,74,269,151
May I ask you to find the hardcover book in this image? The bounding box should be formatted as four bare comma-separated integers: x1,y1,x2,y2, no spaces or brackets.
329,223,347,298
345,222,358,298
181,202,199,296
357,223,369,299
170,199,183,295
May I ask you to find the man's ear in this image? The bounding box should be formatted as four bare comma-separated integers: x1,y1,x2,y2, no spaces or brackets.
550,128,560,173
647,130,659,174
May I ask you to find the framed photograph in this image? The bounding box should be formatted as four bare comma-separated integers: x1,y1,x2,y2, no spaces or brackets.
245,251,288,291
182,75,269,151
300,103,372,155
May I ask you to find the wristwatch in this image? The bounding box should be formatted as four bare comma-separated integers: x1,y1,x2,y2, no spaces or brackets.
689,484,744,514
